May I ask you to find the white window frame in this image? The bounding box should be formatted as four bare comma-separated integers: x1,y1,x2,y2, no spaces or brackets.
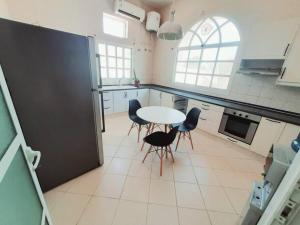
173,16,240,92
98,43,133,80
103,13,128,39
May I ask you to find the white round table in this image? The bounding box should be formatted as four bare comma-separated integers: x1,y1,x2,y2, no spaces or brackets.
137,106,186,133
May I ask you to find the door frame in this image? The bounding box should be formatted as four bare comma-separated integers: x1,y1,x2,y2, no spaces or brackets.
0,65,52,225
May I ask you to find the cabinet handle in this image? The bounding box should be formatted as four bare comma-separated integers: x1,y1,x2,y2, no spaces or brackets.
283,43,290,56
280,67,286,79
202,103,210,107
104,99,110,102
104,107,110,110
227,138,238,143
201,107,209,111
136,91,139,97
200,118,207,121
266,118,281,124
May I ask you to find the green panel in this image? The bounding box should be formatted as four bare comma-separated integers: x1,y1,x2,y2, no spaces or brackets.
0,148,43,225
0,88,17,160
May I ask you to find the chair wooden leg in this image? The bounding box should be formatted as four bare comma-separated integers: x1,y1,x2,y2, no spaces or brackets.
168,145,175,163
188,131,194,150
128,122,135,136
164,124,167,133
137,125,141,143
160,147,163,176
175,132,182,151
143,146,152,163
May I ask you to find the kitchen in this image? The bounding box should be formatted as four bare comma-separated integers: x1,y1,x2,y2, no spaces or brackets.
1,0,300,225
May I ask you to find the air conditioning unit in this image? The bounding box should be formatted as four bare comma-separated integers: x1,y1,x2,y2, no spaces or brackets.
114,0,146,23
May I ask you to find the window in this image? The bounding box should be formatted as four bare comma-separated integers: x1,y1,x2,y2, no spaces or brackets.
99,43,132,79
174,17,240,90
103,13,128,38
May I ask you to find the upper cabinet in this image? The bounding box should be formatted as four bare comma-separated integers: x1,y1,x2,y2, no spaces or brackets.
277,26,300,87
242,19,299,59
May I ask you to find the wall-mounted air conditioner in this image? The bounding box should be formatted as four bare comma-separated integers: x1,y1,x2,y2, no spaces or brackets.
114,0,146,23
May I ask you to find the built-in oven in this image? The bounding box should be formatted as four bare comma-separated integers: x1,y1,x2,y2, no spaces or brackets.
219,108,261,145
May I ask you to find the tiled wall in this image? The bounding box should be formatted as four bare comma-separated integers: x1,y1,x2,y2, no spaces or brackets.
228,73,300,113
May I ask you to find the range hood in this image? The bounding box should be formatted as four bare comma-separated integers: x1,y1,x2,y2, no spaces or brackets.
237,59,284,76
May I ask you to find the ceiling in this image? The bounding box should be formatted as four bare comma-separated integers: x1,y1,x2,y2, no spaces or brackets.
141,0,173,8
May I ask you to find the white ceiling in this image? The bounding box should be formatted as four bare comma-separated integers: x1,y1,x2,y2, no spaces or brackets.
142,0,173,8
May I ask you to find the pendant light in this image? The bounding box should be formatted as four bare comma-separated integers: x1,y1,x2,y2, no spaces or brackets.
157,0,183,40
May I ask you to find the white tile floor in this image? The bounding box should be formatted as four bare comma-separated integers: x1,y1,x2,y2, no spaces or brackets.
44,112,265,225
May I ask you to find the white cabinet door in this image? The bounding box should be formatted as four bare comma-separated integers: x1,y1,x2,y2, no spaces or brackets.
277,26,300,86
113,91,126,113
243,19,298,59
137,89,149,107
161,92,174,108
277,123,300,146
149,90,161,106
251,117,286,157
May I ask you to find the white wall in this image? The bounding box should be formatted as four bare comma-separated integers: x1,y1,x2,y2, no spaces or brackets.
152,0,300,113
0,0,10,19
3,0,155,84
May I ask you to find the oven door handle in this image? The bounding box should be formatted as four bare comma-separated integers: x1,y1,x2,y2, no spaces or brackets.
227,138,238,143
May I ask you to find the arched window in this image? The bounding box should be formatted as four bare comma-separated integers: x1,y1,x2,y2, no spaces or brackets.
174,16,240,90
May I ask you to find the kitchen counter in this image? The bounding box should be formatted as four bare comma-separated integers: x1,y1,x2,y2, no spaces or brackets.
101,84,300,126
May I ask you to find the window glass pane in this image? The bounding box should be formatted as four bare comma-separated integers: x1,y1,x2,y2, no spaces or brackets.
176,62,187,72
211,76,230,89
101,68,107,78
218,47,238,60
191,21,203,31
189,50,201,61
214,62,234,75
100,56,106,67
107,45,116,56
175,73,185,83
199,62,215,74
108,57,116,67
197,18,217,43
190,36,202,46
206,31,220,45
197,75,212,87
99,44,106,55
177,50,189,61
117,58,123,68
179,32,193,47
117,69,123,78
187,62,199,73
185,74,197,84
103,13,128,38
221,22,240,43
213,17,228,26
109,68,116,78
124,48,131,58
117,47,123,57
202,48,218,61
124,69,131,78
124,59,131,69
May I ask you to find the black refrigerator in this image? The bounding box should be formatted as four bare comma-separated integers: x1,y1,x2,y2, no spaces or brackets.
0,18,104,192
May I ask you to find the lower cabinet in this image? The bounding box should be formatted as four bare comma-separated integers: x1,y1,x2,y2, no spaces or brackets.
250,117,286,157
187,99,224,136
149,89,161,106
137,89,149,107
113,90,137,113
161,92,174,108
277,123,300,146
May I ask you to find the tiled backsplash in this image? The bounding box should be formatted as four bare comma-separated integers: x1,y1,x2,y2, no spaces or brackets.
228,74,300,113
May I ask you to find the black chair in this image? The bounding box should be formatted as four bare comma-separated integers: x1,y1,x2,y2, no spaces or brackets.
142,127,179,176
128,99,150,142
171,107,201,151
